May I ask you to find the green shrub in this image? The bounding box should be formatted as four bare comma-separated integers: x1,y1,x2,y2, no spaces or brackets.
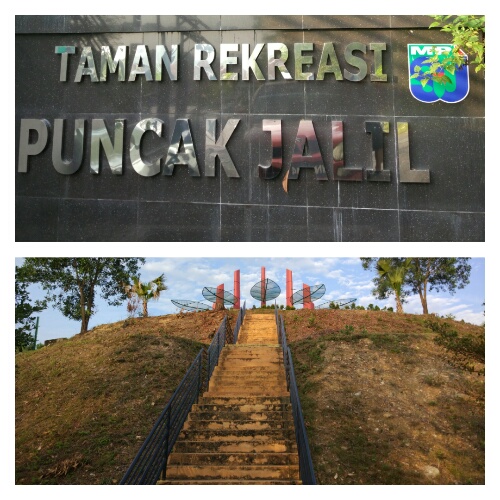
340,325,355,335
426,318,484,374
308,314,316,327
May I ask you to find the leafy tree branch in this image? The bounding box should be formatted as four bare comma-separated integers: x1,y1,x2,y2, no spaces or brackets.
411,15,485,87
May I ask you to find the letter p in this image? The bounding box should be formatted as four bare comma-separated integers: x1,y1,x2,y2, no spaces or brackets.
18,119,49,172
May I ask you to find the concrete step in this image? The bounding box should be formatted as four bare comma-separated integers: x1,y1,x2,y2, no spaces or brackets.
212,362,285,377
207,386,288,395
212,364,282,371
238,340,280,345
221,350,282,358
214,361,282,368
173,439,298,454
240,328,277,332
222,346,281,352
168,452,299,466
208,378,287,386
208,380,284,388
182,419,292,431
210,368,284,376
210,374,283,380
198,396,290,405
158,479,302,484
164,464,300,480
210,373,283,381
204,391,287,398
237,340,279,345
220,353,282,361
192,402,292,412
177,428,297,442
188,411,293,422
230,346,280,351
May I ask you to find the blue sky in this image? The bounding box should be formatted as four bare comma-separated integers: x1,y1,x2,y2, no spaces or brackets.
16,257,485,345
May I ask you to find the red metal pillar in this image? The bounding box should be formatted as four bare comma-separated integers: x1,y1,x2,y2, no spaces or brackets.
303,283,314,310
234,270,240,309
286,269,293,308
215,283,224,310
261,266,266,307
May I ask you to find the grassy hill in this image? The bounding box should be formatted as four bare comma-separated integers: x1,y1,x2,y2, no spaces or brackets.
15,309,484,484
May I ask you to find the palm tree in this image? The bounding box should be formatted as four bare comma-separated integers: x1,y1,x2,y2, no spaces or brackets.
376,258,412,314
124,274,167,317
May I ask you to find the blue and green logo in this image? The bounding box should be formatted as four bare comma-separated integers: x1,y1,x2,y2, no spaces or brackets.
408,44,469,103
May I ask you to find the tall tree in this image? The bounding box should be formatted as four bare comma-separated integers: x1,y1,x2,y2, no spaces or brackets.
376,258,413,313
124,274,167,318
15,267,46,351
18,258,144,333
406,258,471,314
361,258,471,315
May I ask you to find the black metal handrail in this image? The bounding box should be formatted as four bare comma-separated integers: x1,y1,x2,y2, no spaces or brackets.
275,308,317,485
206,316,226,389
232,301,246,344
286,345,317,485
277,315,290,390
120,315,228,485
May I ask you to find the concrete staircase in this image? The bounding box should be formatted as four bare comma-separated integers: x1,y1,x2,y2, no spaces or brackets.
158,313,301,485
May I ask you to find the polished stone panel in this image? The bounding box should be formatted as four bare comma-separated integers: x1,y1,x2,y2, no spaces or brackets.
58,199,138,241
137,201,220,241
338,208,400,241
267,206,308,242
400,211,485,242
221,205,268,241
302,15,391,30
15,197,59,241
221,16,302,31
307,207,338,241
15,15,66,33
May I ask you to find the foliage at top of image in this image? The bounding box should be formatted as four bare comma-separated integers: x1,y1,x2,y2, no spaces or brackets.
412,15,485,87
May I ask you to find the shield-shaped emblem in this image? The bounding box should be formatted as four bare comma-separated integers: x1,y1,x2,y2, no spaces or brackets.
408,44,469,103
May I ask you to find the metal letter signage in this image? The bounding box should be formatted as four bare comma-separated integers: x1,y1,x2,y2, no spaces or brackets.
19,38,462,188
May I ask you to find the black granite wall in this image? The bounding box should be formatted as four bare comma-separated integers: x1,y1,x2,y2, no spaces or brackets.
15,15,484,241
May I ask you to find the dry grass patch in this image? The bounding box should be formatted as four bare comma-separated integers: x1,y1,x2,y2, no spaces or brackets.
291,329,484,485
16,326,204,484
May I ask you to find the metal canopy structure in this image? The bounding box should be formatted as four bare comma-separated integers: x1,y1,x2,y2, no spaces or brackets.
202,286,237,305
171,300,211,312
250,278,281,302
291,284,326,305
316,298,357,309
